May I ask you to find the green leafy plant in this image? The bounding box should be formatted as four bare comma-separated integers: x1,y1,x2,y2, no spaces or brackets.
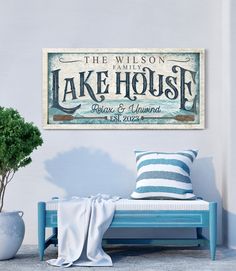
0,107,43,212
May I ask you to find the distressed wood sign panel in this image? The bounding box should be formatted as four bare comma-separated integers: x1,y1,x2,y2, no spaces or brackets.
43,48,205,129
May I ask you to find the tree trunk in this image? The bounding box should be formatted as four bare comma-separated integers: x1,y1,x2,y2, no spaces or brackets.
0,175,6,212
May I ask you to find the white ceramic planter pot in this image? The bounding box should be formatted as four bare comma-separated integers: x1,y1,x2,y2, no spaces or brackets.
0,211,25,260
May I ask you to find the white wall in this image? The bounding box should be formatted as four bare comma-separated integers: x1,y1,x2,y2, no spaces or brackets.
0,0,225,244
223,0,236,249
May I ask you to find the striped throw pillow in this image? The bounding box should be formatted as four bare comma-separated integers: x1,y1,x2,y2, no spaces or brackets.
131,150,198,200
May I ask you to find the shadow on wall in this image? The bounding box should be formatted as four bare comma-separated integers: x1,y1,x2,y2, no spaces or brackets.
44,147,136,198
192,157,222,243
192,157,221,203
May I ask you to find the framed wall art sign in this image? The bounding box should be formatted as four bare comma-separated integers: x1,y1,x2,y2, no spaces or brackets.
43,48,205,129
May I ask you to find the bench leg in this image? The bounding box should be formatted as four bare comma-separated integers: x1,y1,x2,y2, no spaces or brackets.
196,227,202,247
52,227,58,247
209,202,217,260
38,202,46,261
51,197,58,247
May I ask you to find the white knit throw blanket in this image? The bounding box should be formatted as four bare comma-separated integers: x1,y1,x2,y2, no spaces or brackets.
47,194,119,267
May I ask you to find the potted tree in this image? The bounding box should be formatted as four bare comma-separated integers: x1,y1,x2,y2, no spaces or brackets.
0,107,43,260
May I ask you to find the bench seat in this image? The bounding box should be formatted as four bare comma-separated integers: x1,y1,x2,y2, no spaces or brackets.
46,198,210,211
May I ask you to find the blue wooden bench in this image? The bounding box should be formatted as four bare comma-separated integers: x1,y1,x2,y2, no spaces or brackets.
38,199,217,261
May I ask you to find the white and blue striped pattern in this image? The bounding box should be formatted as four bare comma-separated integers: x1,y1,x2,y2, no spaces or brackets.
131,150,198,200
